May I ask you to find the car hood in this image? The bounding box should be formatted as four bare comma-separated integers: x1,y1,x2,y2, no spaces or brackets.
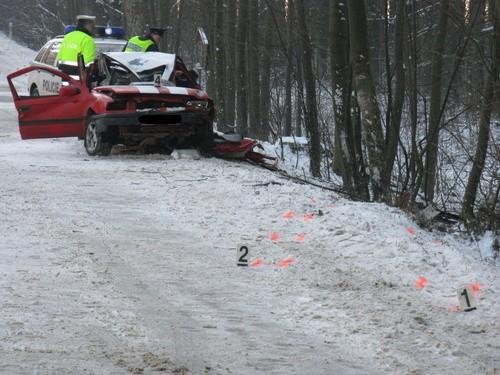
104,52,176,82
94,84,210,100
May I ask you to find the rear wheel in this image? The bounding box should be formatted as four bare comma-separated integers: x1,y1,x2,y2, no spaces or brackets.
84,120,112,156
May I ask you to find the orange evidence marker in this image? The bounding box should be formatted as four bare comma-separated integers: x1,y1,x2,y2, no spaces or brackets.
406,227,416,236
294,233,306,243
303,213,315,222
415,276,428,289
250,258,265,268
282,211,296,220
278,257,295,269
471,283,481,294
270,232,281,242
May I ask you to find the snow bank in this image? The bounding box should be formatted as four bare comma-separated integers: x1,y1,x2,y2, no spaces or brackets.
0,32,36,82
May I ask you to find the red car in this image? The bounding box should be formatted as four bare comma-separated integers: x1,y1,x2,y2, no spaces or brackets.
7,52,214,155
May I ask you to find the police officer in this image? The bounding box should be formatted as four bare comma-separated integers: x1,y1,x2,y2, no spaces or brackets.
124,27,165,52
56,15,96,75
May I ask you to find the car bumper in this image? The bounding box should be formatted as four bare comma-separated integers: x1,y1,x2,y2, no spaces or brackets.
91,110,207,133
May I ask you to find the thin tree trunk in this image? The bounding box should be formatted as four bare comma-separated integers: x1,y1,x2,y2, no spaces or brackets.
348,0,385,200
224,0,237,128
295,0,322,177
259,4,273,141
247,0,261,138
424,0,450,203
462,0,500,223
381,0,406,200
236,0,249,134
284,0,293,137
159,0,171,52
215,0,226,128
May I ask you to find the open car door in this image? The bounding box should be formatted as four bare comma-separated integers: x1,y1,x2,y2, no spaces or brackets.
7,66,87,140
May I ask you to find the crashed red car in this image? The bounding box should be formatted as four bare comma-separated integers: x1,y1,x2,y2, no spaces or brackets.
7,52,214,156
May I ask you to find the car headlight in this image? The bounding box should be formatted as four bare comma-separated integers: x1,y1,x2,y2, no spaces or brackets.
186,100,209,110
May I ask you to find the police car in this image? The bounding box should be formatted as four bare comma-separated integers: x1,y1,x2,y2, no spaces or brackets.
28,26,127,96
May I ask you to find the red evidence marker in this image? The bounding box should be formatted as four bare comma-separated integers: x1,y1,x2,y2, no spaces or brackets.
270,232,281,242
294,233,306,243
283,211,296,220
250,258,265,268
471,283,481,294
278,257,295,269
406,227,416,236
303,213,314,222
415,276,428,289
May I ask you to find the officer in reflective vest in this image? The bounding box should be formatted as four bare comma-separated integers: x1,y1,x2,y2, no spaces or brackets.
56,15,96,76
124,27,165,52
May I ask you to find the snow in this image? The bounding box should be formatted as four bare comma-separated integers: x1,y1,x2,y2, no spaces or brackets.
0,35,499,375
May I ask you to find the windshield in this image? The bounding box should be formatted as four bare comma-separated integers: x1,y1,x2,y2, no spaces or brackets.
96,42,127,53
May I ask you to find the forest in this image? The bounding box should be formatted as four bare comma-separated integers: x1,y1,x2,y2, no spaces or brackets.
1,0,499,233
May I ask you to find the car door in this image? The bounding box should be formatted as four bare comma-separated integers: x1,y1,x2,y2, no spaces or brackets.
7,66,87,140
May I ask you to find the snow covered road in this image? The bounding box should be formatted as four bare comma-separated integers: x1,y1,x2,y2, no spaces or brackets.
0,101,499,374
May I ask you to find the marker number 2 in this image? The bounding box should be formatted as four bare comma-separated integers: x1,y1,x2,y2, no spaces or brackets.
237,245,249,267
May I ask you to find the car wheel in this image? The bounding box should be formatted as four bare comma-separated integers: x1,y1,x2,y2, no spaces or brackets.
196,122,215,156
84,120,112,156
30,86,40,97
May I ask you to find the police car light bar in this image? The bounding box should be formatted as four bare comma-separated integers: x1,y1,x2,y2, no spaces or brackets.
64,25,125,39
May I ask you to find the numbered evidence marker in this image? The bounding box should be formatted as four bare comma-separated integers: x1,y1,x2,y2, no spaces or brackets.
237,244,250,267
457,285,477,312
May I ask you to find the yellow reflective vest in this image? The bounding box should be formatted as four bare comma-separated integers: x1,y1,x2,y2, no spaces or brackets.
56,30,96,66
125,36,156,52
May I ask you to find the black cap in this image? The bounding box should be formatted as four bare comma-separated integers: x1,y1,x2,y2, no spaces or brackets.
149,27,166,36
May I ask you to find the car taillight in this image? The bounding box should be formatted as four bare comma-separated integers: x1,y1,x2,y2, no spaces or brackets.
186,100,209,110
107,100,128,111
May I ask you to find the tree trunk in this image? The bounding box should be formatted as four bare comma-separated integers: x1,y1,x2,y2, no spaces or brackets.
215,0,226,128
424,0,450,203
122,0,145,36
295,0,322,177
159,0,171,52
248,0,261,138
462,0,500,223
381,0,406,200
259,4,273,141
348,0,385,200
236,0,249,134
330,0,356,192
174,0,184,55
224,0,237,128
284,0,294,137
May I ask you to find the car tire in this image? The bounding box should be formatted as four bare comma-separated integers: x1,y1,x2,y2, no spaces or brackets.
196,122,215,156
30,86,40,97
84,120,112,156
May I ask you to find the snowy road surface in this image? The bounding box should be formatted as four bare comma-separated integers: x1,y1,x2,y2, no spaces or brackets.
0,98,499,375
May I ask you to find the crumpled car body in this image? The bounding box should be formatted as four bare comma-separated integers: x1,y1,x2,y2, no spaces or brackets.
7,52,214,155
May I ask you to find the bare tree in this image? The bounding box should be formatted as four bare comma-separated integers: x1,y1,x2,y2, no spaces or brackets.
424,0,451,203
236,0,249,134
462,0,500,224
348,0,385,199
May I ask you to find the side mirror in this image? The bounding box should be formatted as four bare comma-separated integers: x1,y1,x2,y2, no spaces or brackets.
59,86,81,97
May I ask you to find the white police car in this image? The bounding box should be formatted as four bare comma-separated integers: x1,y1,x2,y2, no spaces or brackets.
28,26,127,96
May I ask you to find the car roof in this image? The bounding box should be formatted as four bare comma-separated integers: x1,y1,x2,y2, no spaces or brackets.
51,36,127,44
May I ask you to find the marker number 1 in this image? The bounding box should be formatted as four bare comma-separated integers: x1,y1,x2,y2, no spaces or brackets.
458,286,477,312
